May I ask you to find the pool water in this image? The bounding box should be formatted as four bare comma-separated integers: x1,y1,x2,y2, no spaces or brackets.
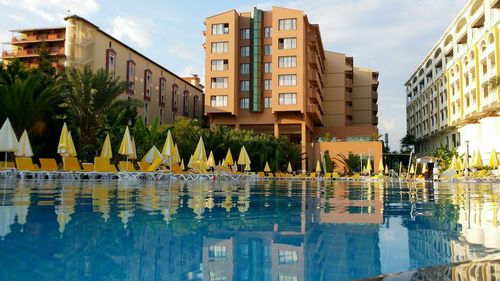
0,179,499,281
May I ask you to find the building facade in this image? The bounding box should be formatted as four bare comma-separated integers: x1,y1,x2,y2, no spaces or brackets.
204,7,379,170
405,0,500,160
1,15,204,126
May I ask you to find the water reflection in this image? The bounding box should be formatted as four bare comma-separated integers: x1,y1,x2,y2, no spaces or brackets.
0,179,498,281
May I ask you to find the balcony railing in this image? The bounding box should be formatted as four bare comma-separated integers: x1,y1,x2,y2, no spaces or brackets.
2,47,65,58
11,33,65,43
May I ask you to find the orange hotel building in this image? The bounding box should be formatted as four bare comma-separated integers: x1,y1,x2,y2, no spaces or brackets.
204,7,380,170
1,15,204,126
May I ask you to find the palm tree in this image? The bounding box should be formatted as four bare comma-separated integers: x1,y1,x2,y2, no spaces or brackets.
63,66,130,160
0,74,64,136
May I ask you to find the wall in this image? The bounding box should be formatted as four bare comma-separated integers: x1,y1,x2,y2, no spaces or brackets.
316,141,383,173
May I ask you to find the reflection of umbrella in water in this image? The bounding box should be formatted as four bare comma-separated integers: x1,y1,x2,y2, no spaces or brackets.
13,187,30,230
223,196,233,212
0,205,16,240
92,186,110,222
55,187,76,234
117,185,134,230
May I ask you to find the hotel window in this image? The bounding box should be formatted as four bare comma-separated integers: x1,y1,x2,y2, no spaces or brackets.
159,77,166,105
172,84,179,111
278,18,297,30
279,93,297,105
264,79,272,90
264,27,272,38
144,69,152,100
240,80,250,91
211,42,229,53
212,23,229,35
240,28,250,39
144,102,149,124
193,96,199,117
278,37,296,49
211,95,228,107
278,56,297,68
159,108,164,125
240,97,249,109
208,245,227,261
278,274,298,281
212,59,228,71
240,46,250,57
106,49,116,77
264,45,272,56
126,60,135,92
240,63,250,75
278,250,298,264
211,77,228,88
183,90,189,116
264,97,272,108
264,63,272,73
278,74,297,86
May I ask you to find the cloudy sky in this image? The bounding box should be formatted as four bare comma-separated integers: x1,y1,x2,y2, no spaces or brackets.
0,0,468,150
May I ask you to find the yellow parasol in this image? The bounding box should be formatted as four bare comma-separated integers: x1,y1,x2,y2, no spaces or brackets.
287,162,292,173
180,158,185,170
187,154,194,168
237,146,251,166
100,134,112,159
450,155,458,170
67,131,77,157
409,164,415,174
141,145,163,163
207,151,215,168
385,164,389,174
161,130,176,163
470,150,477,168
57,122,69,156
264,161,271,172
458,157,464,170
118,126,133,156
378,158,384,173
366,158,372,172
173,143,181,164
474,149,483,167
15,130,33,157
489,148,499,167
193,136,207,162
422,163,427,174
130,137,137,160
316,160,321,172
244,163,251,171
225,148,234,166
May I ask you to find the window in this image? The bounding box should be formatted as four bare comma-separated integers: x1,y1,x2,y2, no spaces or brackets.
211,42,229,53
264,27,272,38
126,60,135,92
240,28,250,39
212,59,228,71
211,95,228,107
240,63,250,75
144,102,149,124
278,18,297,30
264,45,272,56
279,93,297,105
264,97,272,108
212,23,229,35
183,91,189,116
209,272,227,281
106,49,116,75
208,245,227,261
278,38,296,49
240,98,249,109
278,56,297,68
159,108,164,124
240,80,250,91
264,80,272,91
144,69,152,100
278,74,297,86
279,250,298,264
211,77,228,88
172,84,179,111
240,46,250,57
159,77,166,105
264,63,272,73
193,96,199,117
278,274,298,281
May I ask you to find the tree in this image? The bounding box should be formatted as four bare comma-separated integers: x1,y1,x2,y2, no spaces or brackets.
400,133,416,153
323,150,335,173
63,66,130,161
334,153,361,175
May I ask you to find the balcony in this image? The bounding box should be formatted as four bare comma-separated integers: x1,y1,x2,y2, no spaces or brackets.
345,77,352,88
1,47,65,59
11,33,65,44
372,115,378,126
306,103,323,125
372,103,378,112
372,90,378,101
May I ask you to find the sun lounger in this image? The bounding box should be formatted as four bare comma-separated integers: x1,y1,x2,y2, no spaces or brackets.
82,163,94,171
119,161,137,172
0,161,15,169
15,157,40,179
63,157,82,173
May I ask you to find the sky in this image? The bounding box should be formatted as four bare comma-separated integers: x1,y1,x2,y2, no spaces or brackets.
0,0,468,150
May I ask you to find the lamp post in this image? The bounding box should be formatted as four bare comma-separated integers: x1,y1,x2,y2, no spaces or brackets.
465,140,470,176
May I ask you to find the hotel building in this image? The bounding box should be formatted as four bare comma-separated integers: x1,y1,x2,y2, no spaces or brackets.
204,7,380,170
1,15,204,126
405,0,500,160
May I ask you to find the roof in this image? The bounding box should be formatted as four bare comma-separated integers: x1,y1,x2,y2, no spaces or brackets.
9,26,65,33
64,15,203,94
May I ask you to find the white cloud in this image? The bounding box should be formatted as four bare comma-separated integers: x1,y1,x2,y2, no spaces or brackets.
0,0,98,22
110,16,153,49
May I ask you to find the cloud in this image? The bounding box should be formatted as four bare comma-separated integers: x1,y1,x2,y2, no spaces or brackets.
0,0,99,22
110,16,154,49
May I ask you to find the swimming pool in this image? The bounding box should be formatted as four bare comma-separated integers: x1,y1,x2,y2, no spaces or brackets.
0,179,499,281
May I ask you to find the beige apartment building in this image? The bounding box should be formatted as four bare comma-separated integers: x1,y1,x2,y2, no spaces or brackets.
1,15,204,126
405,0,500,161
204,7,379,170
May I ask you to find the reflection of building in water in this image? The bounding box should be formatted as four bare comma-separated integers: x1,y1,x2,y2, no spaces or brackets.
397,260,500,281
